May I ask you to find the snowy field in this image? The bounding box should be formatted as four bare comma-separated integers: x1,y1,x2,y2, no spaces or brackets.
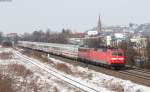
0,47,150,92
19,48,150,92
0,48,83,92
46,56,150,92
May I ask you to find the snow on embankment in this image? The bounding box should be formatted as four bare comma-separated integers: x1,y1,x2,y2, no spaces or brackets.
16,51,113,92
0,48,83,92
48,57,150,92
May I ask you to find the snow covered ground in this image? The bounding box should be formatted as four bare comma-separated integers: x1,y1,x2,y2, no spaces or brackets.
46,57,150,92
0,48,83,92
1,47,150,92
19,48,150,92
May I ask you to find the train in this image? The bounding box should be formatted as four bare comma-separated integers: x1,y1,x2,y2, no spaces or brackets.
17,41,125,68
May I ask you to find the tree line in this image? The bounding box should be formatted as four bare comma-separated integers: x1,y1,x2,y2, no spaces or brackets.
119,37,150,69
21,29,73,44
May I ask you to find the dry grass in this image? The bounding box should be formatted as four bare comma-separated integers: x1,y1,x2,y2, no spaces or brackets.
75,72,93,79
27,50,49,63
20,49,74,74
26,50,73,74
28,79,42,92
21,49,31,54
52,86,59,92
103,79,124,92
0,75,14,92
31,51,41,58
0,64,40,92
7,64,32,78
20,49,49,64
55,63,73,74
37,56,49,63
0,52,13,60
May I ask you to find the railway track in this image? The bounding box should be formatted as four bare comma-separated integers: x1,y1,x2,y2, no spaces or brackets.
119,70,150,80
14,51,100,92
131,68,150,74
19,47,150,86
45,53,150,86
120,65,150,80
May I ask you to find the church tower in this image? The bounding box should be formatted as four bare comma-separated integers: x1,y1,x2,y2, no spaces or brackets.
97,15,102,35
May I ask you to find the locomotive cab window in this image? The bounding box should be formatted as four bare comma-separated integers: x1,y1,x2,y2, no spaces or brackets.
112,52,123,56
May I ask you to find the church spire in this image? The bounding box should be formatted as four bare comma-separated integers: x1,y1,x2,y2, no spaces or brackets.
97,15,102,35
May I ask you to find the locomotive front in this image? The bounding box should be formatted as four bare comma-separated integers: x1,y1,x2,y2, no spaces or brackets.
109,49,125,67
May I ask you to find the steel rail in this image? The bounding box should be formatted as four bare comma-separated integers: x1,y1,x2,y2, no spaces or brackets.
14,51,100,92
119,70,150,80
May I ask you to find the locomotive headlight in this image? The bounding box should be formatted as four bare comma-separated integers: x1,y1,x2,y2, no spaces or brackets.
111,58,118,60
111,58,124,60
118,58,124,60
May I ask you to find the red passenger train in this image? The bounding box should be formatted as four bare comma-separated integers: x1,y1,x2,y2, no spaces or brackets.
18,41,125,69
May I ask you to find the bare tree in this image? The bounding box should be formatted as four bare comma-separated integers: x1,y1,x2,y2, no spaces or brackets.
146,37,150,61
119,40,138,67
20,28,73,44
45,28,51,42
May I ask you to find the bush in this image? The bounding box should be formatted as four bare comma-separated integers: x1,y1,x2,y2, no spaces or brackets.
103,79,124,92
55,63,72,74
0,52,13,60
7,64,32,78
0,75,14,92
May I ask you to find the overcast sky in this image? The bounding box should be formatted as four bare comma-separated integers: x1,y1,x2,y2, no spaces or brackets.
0,0,150,34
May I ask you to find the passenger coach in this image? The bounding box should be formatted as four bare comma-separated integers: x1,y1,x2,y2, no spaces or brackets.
18,41,125,68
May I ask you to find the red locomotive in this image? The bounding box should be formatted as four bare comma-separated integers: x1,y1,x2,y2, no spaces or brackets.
78,37,125,68
78,47,125,68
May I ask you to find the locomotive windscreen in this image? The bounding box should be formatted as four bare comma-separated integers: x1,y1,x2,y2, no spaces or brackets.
112,52,123,56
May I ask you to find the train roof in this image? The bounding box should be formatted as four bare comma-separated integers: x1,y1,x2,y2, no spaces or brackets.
19,41,121,50
19,41,79,48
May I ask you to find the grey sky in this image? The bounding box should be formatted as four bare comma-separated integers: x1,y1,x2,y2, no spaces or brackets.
0,0,150,34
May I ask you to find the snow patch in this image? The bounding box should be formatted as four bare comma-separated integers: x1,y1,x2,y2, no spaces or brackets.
48,57,150,92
